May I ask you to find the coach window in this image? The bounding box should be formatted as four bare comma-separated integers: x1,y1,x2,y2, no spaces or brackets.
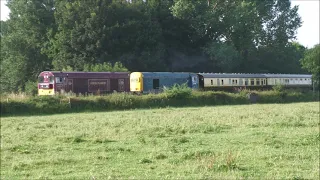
153,79,159,89
245,79,248,85
263,79,266,85
239,79,243,85
232,79,235,85
250,79,255,85
221,79,224,85
211,80,213,85
285,79,289,84
256,79,260,85
235,80,238,84
229,79,231,85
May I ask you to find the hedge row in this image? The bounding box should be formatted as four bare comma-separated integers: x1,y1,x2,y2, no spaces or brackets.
1,90,318,116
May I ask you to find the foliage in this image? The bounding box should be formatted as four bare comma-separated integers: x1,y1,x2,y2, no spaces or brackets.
1,0,307,93
301,44,320,88
203,42,240,72
24,81,38,96
272,84,285,92
163,83,192,99
1,89,317,116
0,0,55,92
83,62,128,72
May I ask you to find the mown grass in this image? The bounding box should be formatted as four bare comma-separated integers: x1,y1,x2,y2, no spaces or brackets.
1,102,319,179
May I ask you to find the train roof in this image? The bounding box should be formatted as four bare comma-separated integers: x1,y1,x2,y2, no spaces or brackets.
39,71,130,78
138,72,197,78
198,73,312,79
198,73,266,78
262,74,312,78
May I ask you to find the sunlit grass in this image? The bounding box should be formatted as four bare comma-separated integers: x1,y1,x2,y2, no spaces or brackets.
1,102,319,179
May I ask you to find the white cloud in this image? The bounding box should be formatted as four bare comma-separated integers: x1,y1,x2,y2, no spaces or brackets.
0,0,9,21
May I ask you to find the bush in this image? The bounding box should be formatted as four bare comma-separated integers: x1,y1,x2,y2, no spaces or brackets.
25,81,38,96
0,89,317,116
163,83,192,99
272,84,284,92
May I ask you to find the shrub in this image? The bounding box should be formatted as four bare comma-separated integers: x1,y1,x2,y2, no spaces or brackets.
163,83,192,99
0,89,317,116
272,84,285,92
25,81,38,96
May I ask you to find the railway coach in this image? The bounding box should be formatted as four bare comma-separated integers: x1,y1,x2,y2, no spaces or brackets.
197,73,312,90
130,72,199,93
38,71,130,95
263,74,312,87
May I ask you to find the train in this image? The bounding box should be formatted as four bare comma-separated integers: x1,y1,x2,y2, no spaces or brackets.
37,71,313,95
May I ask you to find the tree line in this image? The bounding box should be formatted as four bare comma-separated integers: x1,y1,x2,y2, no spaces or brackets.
0,0,318,93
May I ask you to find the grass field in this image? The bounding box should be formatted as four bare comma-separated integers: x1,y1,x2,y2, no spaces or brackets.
1,102,319,179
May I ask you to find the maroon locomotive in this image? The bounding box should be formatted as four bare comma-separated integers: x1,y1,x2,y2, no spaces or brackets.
38,71,130,95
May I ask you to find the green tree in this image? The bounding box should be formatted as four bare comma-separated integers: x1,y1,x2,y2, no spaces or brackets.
83,62,128,72
170,0,302,72
301,44,320,87
257,42,307,73
0,0,55,92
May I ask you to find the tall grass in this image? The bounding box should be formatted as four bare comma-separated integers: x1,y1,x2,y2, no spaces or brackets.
1,87,318,116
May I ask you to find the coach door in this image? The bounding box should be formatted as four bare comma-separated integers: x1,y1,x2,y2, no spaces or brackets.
118,79,125,92
65,79,73,93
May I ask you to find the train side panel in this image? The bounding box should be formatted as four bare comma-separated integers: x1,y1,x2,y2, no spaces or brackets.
135,72,199,93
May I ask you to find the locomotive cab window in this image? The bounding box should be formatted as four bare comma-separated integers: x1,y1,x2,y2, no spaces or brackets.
38,76,44,83
49,76,54,83
153,79,159,89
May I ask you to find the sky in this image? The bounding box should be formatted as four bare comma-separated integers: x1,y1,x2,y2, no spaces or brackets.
0,0,319,48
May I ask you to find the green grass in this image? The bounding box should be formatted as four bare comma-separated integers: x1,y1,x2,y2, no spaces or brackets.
1,102,319,179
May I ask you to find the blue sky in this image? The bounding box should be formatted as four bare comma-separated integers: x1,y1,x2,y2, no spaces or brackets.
1,0,319,48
